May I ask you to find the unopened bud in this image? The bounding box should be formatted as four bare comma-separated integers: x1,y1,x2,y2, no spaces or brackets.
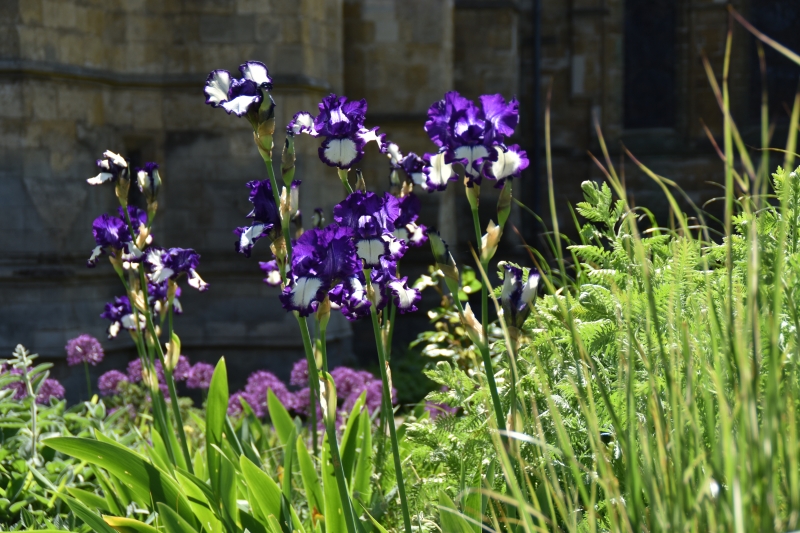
137,163,161,204
165,332,181,372
319,372,338,425
461,303,484,346
355,169,366,192
281,133,296,186
464,175,480,210
480,220,502,263
497,180,512,227
317,295,331,330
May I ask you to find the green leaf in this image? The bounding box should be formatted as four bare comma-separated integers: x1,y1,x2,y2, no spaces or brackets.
59,494,118,533
102,516,160,533
351,407,372,505
438,490,474,533
239,455,283,524
267,389,295,446
66,487,109,513
340,393,366,484
296,437,324,521
175,469,223,533
240,510,269,533
157,502,200,533
45,437,196,527
206,358,228,501
321,432,346,533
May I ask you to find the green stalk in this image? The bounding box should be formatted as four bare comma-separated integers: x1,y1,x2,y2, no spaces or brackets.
338,168,354,195
22,365,38,461
368,304,412,533
296,314,319,457
317,316,329,374
84,361,92,400
323,409,360,533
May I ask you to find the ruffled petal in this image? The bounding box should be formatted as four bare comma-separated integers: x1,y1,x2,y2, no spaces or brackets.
389,277,421,313
234,223,270,257
319,137,364,169
485,144,529,182
221,94,261,116
87,172,114,185
239,61,272,89
259,260,284,286
86,245,104,267
279,276,325,316
357,127,385,151
204,69,232,107
356,238,389,267
287,111,318,136
383,233,407,261
454,144,490,180
384,142,403,166
187,269,209,291
423,152,456,191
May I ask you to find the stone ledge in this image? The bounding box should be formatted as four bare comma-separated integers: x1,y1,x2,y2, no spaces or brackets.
454,0,521,11
0,59,333,93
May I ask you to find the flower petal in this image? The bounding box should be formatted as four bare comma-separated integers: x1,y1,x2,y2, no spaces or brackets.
239,61,272,89
486,144,529,182
234,223,270,257
423,152,456,191
287,111,318,136
204,69,232,106
188,269,209,291
319,137,363,168
454,144,490,179
389,278,421,313
279,276,324,316
356,238,388,267
222,94,261,116
357,127,385,151
87,245,103,267
87,172,114,185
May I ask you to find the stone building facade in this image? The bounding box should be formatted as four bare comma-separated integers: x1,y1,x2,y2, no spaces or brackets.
0,0,793,398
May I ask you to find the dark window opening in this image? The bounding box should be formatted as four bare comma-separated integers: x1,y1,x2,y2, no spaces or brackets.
623,0,677,129
748,0,800,124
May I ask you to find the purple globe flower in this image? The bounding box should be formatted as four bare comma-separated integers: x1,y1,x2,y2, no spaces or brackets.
65,334,105,366
186,362,214,390
126,359,143,383
228,391,247,416
243,370,294,417
4,368,26,400
291,387,312,416
289,359,309,388
98,370,128,396
330,367,374,400
36,378,65,404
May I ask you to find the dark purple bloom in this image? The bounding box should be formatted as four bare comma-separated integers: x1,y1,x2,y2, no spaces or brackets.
290,359,309,388
98,370,128,396
483,144,529,185
288,94,384,169
234,179,282,257
280,225,361,316
500,262,540,329
136,162,161,202
119,205,148,230
333,191,406,266
148,280,183,315
329,275,371,321
100,295,143,339
187,362,214,390
480,94,520,145
146,247,208,291
243,370,294,417
204,62,272,117
36,378,65,404
87,150,129,185
65,334,105,366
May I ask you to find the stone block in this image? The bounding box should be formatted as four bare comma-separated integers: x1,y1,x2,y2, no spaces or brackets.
42,0,76,29
199,14,256,43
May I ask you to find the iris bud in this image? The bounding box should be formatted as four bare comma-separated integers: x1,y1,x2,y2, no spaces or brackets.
464,175,479,210
355,169,367,192
480,220,501,263
497,180,512,227
137,163,161,204
281,133,296,186
319,372,337,425
165,332,181,372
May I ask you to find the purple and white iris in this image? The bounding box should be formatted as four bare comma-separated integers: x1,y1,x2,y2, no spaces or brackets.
288,94,385,169
136,162,161,202
392,193,428,247
234,179,283,257
100,295,145,339
332,191,403,267
87,150,129,185
204,61,273,117
499,262,540,329
145,247,208,291
87,207,148,267
422,91,525,189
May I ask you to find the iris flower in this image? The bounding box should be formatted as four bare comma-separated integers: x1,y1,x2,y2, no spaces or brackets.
204,61,273,117
145,247,209,291
499,262,540,330
234,179,283,257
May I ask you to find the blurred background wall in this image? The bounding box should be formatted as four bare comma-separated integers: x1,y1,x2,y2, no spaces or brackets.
0,0,797,400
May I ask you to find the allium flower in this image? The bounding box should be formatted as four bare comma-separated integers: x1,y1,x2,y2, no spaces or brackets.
3,369,26,400
228,391,247,416
98,370,128,396
65,334,105,366
146,247,209,291
499,262,540,330
422,91,520,189
289,359,309,388
87,150,129,185
204,61,273,117
169,355,192,381
243,370,294,417
234,179,282,257
186,362,214,390
288,94,384,169
279,225,361,316
330,367,373,399
100,296,145,339
36,378,65,404
291,387,312,416
127,359,143,382
365,379,395,415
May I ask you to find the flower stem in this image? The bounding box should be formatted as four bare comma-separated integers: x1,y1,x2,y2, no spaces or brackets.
337,169,354,195
317,317,329,374
324,413,360,533
84,361,92,400
263,157,294,262
22,365,38,462
369,307,412,533
296,313,319,457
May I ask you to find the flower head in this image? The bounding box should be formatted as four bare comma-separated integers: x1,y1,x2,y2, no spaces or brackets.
500,262,540,330
243,370,294,417
136,162,161,203
234,179,282,257
288,94,384,169
100,296,144,339
392,194,428,247
36,378,65,404
186,362,214,390
87,150,129,185
98,370,128,396
204,61,272,117
65,334,105,366
146,248,208,291
289,358,309,388
483,144,529,186
127,359,143,382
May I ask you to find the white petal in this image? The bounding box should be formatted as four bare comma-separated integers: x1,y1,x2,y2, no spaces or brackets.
490,146,522,180
383,234,404,256
103,150,128,168
266,270,282,286
521,272,539,304
389,281,416,309
323,138,359,167
240,223,266,250
173,298,183,314
386,142,403,166
205,70,232,106
290,112,317,136
188,269,209,291
291,277,323,308
392,227,409,242
406,223,426,244
87,245,103,265
221,94,260,116
108,321,121,339
357,127,383,149
124,242,143,260
410,172,425,186
426,153,454,187
454,145,489,177
121,314,144,330
151,267,174,284
356,239,385,265
87,172,114,185
240,62,272,86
